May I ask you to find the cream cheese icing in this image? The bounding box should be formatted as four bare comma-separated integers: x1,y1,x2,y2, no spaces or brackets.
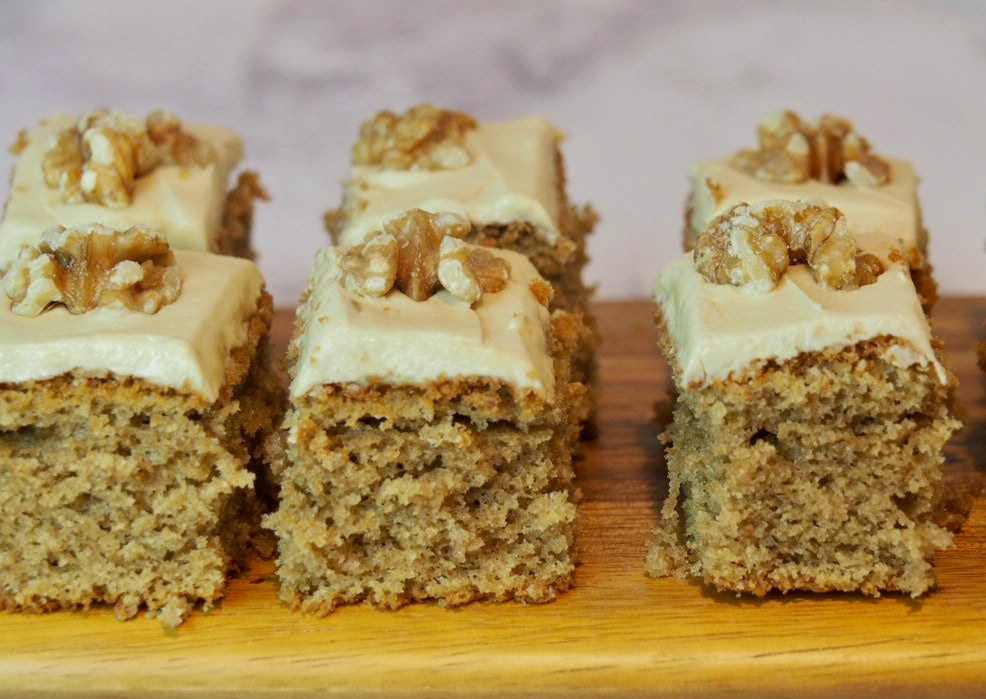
655,252,946,387
0,250,263,401
0,114,244,266
290,246,555,400
686,158,924,257
336,118,564,247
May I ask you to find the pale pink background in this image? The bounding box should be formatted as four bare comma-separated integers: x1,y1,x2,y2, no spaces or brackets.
1,0,983,305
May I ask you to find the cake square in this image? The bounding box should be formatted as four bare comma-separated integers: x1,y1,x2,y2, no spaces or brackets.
648,201,959,597
324,104,599,405
267,210,586,613
1,109,265,265
682,111,936,306
0,229,282,625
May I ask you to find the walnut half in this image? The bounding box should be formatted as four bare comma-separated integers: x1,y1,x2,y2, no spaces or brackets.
41,108,214,209
693,197,884,292
3,224,182,316
352,104,477,171
731,110,891,187
338,209,510,304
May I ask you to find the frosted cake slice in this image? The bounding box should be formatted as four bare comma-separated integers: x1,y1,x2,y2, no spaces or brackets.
267,208,586,614
1,108,266,265
325,104,599,411
648,199,959,597
0,224,282,626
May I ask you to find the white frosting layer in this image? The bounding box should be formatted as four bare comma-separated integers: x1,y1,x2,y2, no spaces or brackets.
0,250,264,401
655,253,946,387
0,114,244,266
687,158,924,257
291,246,555,400
337,118,563,247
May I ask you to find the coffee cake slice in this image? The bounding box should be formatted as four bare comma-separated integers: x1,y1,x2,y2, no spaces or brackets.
682,110,936,307
1,108,266,265
0,225,282,626
324,104,598,410
267,209,586,614
647,200,959,597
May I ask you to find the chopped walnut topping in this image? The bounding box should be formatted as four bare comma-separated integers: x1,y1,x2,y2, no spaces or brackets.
338,233,398,297
466,247,510,295
731,110,891,187
732,110,813,184
437,237,510,304
338,208,510,304
352,104,477,171
42,128,87,204
3,224,182,316
79,124,143,208
145,109,213,167
694,197,884,292
41,109,214,208
387,208,450,300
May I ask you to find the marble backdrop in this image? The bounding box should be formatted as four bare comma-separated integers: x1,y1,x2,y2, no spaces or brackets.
1,0,984,304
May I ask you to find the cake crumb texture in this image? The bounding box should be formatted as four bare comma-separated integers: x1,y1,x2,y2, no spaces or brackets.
647,336,960,597
0,296,283,626
266,311,586,614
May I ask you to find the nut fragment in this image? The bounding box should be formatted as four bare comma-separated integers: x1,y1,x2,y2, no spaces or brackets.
338,208,510,304
339,233,398,297
41,108,214,208
387,208,450,300
80,124,142,208
352,104,477,171
145,109,213,166
437,237,510,304
731,110,890,187
3,224,182,316
466,248,510,295
732,110,813,184
42,128,86,204
694,197,884,292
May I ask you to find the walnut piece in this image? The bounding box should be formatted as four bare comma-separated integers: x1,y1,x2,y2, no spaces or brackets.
3,223,182,316
731,110,891,187
42,128,87,204
693,197,884,292
145,109,213,167
437,237,510,304
338,233,398,297
41,108,214,208
352,104,477,171
338,208,510,304
387,208,452,300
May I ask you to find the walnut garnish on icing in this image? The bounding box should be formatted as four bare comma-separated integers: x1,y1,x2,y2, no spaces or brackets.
339,208,509,304
338,233,398,298
41,108,214,208
731,110,891,187
352,104,477,171
438,237,510,305
694,197,884,292
3,223,182,316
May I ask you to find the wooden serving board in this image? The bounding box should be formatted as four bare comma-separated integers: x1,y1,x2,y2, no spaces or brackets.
2,300,986,699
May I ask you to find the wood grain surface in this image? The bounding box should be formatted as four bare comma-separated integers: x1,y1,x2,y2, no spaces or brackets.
2,299,985,699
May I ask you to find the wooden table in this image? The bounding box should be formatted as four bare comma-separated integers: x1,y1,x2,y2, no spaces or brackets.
2,300,985,698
